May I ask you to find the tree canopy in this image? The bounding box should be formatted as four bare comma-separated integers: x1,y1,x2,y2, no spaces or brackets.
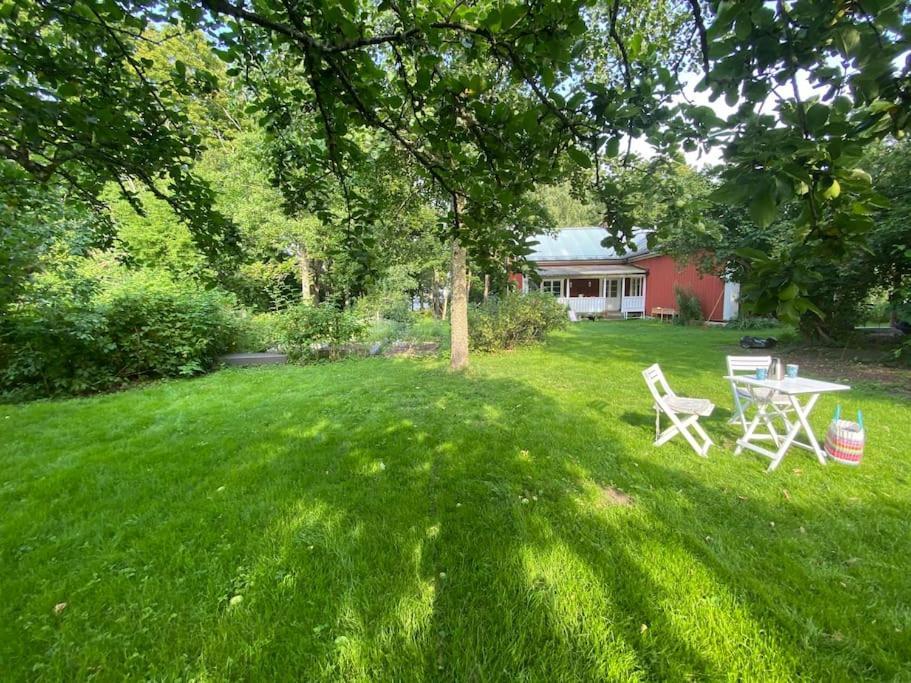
3,0,911,364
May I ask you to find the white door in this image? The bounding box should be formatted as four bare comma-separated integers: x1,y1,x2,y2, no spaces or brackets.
604,278,621,311
723,282,740,321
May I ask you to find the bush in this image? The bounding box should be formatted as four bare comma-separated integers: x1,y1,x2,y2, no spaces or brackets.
364,313,449,348
100,272,241,378
674,286,704,326
378,297,415,324
725,315,781,330
0,300,112,396
468,292,567,351
278,302,366,361
1,271,243,399
866,298,893,326
236,312,282,352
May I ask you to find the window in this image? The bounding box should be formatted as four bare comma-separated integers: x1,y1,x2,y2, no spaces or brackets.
627,277,643,297
541,279,562,297
605,279,619,298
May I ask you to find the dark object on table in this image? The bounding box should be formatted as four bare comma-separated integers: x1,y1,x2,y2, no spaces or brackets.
740,336,778,349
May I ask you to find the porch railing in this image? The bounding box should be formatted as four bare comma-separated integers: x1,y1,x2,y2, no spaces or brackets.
621,295,645,313
558,297,610,314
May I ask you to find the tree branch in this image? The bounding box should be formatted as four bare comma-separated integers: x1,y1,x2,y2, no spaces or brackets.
686,0,711,76
608,0,632,89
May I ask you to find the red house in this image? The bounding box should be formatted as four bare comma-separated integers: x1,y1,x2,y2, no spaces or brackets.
511,227,740,321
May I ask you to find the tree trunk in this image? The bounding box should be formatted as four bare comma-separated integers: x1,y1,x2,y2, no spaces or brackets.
431,271,439,317
483,273,490,304
889,270,901,327
450,240,469,370
297,245,312,304
449,198,469,371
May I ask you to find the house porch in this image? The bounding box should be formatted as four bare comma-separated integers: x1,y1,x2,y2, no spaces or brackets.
524,266,647,318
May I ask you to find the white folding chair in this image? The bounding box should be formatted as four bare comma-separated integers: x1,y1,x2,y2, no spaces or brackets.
726,356,792,433
642,363,715,457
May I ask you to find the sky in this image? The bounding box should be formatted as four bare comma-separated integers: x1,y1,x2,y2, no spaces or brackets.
628,69,822,169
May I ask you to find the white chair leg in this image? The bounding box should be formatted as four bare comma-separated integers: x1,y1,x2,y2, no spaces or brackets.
730,391,750,427
680,422,708,456
691,420,713,456
735,407,764,456
656,414,697,446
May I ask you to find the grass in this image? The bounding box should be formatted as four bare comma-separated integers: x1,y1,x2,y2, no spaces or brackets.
2,322,909,680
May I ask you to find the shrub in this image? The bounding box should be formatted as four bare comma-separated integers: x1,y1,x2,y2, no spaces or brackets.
100,273,242,378
674,286,704,326
725,315,781,330
364,318,411,344
0,300,113,396
468,291,567,351
278,302,366,361
1,270,243,399
378,297,415,324
236,312,282,352
364,313,449,348
865,298,893,326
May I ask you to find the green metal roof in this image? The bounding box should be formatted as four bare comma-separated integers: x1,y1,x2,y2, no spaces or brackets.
530,227,650,262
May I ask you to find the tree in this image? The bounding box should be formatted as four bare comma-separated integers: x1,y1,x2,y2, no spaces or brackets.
0,2,236,255
650,0,911,326
5,0,909,357
862,139,911,327
0,165,105,312
207,0,613,369
537,181,603,228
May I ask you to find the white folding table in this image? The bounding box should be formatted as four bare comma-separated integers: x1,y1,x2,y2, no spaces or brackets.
724,375,850,471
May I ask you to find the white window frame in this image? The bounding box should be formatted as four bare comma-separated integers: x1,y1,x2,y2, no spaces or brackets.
628,277,643,297
605,279,619,298
541,279,562,297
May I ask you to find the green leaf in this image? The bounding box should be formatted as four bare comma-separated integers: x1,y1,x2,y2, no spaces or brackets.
567,147,591,168
605,137,621,158
749,184,777,227
708,182,747,205
805,103,829,132
778,282,799,301
835,26,861,56
541,68,555,90
833,95,853,114
500,4,524,30
57,81,79,98
628,33,643,59
481,8,501,31
734,247,771,263
796,298,824,318
734,16,752,40
821,178,841,200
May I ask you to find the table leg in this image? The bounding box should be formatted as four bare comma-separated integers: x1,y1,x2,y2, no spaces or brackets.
735,401,768,455
766,413,782,447
790,393,826,464
766,393,822,471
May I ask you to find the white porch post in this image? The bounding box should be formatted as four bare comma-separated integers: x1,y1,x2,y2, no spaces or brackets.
641,275,647,313
621,277,627,318
564,278,569,297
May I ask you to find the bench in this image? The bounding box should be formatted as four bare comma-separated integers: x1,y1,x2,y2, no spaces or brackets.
651,307,677,322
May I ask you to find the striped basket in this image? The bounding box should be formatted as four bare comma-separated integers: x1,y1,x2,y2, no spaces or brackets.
824,406,865,466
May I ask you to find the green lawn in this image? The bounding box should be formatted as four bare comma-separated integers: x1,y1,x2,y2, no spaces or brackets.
2,323,909,680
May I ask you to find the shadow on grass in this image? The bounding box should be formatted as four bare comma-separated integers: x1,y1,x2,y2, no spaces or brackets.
2,355,908,679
